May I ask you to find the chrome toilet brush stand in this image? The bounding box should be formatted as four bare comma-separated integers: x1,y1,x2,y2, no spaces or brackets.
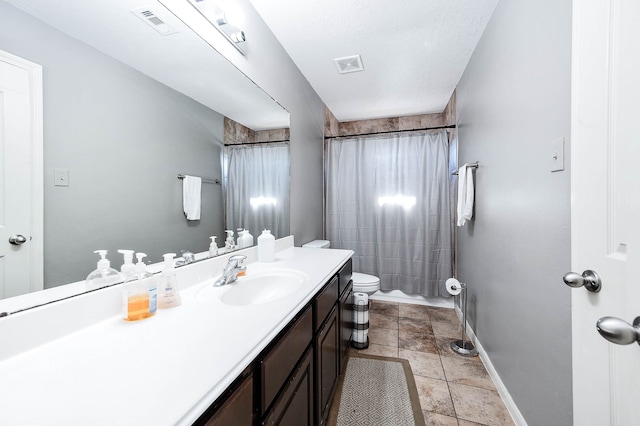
446,279,478,357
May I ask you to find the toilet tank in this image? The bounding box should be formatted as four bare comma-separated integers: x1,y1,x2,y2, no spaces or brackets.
301,240,330,249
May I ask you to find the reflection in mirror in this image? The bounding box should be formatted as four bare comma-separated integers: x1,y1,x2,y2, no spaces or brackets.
0,0,290,311
223,119,291,239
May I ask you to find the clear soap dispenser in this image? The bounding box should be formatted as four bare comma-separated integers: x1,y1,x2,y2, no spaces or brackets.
209,236,218,257
224,230,236,252
158,253,181,309
86,250,122,290
118,249,136,283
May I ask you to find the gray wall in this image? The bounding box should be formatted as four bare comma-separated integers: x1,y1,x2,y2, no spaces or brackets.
0,2,225,287
220,0,326,247
455,1,572,425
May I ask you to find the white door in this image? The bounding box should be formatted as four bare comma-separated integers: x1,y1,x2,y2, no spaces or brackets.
0,50,43,299
571,1,640,425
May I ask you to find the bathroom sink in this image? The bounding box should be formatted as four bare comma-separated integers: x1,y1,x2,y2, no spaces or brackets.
196,268,309,306
221,269,308,306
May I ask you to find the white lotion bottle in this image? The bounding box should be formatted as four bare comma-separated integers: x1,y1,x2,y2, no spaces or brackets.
209,236,218,257
242,229,254,248
158,253,181,309
257,229,275,262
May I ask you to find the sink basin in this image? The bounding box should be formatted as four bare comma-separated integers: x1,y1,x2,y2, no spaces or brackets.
196,268,309,306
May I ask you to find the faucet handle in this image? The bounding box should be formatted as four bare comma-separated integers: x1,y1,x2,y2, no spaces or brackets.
229,255,247,265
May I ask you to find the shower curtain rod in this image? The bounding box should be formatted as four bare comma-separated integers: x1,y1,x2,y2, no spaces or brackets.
223,139,289,146
452,162,479,175
324,124,456,140
177,174,221,185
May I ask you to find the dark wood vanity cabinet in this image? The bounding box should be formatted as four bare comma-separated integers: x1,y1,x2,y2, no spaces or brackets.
194,258,353,426
193,367,255,426
262,347,314,426
315,306,339,425
337,259,353,372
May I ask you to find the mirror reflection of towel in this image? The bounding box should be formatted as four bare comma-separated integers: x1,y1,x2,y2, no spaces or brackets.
456,164,474,226
183,175,201,220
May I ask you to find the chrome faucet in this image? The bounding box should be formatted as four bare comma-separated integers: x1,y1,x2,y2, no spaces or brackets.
213,255,247,287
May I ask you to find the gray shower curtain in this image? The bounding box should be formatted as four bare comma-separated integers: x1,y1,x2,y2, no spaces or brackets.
225,142,290,238
326,130,452,297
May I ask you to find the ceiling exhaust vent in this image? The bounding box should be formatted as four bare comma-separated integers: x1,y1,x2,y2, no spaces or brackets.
334,55,364,74
131,8,179,36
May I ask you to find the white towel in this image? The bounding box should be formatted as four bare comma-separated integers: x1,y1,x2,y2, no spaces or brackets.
182,175,202,221
456,164,475,226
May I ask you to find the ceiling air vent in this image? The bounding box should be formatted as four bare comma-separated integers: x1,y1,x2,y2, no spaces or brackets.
334,55,364,74
131,7,178,36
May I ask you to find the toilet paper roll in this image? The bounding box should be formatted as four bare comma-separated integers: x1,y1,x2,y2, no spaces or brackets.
352,292,369,323
353,292,368,305
446,278,462,296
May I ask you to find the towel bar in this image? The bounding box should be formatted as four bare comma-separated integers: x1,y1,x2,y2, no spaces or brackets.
452,162,479,176
177,174,220,185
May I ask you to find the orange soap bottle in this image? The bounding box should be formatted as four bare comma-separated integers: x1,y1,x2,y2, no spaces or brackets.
122,252,156,322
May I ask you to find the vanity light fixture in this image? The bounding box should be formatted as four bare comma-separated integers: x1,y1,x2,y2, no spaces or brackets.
188,0,247,55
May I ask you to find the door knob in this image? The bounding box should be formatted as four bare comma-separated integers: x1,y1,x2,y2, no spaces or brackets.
8,235,27,245
596,316,640,345
562,270,601,292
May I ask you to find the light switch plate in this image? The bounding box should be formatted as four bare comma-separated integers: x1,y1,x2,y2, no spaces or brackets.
550,137,564,172
54,168,69,186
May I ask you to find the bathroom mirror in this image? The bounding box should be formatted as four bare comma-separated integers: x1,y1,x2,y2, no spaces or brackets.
0,0,290,308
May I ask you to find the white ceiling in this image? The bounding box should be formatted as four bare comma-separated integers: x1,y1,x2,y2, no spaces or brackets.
3,0,290,130
249,0,499,121
5,0,498,126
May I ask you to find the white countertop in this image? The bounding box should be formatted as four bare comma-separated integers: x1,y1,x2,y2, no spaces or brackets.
0,239,353,425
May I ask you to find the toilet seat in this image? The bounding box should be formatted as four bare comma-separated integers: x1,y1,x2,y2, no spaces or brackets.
352,272,380,294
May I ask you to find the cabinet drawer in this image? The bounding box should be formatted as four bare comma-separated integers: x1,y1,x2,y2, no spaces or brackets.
314,276,338,331
338,258,353,296
261,306,313,414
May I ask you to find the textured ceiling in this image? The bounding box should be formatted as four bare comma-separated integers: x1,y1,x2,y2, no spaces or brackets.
249,0,499,121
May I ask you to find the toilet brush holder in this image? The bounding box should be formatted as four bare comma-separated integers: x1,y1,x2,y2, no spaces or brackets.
445,278,478,357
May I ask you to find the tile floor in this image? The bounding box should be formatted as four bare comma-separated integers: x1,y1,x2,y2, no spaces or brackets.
348,300,515,426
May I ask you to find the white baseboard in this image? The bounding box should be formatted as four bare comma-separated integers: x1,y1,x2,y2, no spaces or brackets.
455,306,528,426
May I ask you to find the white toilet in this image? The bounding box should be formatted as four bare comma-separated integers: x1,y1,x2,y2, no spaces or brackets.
301,240,381,295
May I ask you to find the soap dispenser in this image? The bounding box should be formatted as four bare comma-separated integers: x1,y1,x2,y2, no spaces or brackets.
237,230,246,249
136,252,157,317
86,250,122,289
225,230,236,252
158,253,181,309
122,252,156,322
209,236,219,257
257,229,276,262
118,249,136,283
242,229,254,248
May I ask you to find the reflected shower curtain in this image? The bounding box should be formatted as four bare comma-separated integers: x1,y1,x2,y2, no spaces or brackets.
225,142,290,238
326,131,452,297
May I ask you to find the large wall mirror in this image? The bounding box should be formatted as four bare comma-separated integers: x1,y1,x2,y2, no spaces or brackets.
0,0,290,309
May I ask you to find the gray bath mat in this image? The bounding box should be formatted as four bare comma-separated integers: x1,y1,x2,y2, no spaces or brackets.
327,353,424,425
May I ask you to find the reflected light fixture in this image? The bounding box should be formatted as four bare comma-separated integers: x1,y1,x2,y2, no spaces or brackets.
250,197,278,209
378,195,416,210
189,0,247,55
